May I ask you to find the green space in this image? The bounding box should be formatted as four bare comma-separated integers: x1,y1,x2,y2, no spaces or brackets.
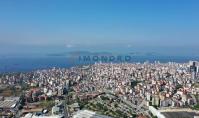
39,100,55,109
192,104,199,110
131,80,141,88
74,94,136,118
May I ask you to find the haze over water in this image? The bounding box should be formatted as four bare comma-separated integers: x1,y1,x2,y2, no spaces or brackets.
0,54,198,73
0,1,199,72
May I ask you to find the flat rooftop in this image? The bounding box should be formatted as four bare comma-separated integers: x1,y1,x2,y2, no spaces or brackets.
73,110,112,118
0,100,17,109
162,112,199,118
0,97,20,109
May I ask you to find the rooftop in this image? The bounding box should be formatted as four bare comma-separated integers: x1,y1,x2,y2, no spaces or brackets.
162,112,199,118
73,110,112,118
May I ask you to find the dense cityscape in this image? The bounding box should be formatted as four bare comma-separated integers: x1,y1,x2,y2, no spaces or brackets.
1,0,199,118
0,61,199,118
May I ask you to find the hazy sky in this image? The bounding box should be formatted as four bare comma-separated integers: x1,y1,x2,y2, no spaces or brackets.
0,0,199,56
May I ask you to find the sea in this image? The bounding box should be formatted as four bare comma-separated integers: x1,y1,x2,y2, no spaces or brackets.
0,55,198,73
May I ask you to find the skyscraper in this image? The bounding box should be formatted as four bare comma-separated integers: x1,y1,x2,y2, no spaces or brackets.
189,61,197,81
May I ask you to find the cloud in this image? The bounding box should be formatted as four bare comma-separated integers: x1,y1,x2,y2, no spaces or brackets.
127,44,132,48
65,44,74,48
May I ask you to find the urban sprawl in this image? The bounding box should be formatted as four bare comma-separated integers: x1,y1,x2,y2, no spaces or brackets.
0,61,199,118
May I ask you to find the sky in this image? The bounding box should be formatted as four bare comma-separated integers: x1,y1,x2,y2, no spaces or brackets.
0,0,199,56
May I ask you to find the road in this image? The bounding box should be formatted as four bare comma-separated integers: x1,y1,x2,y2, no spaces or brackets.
64,95,69,118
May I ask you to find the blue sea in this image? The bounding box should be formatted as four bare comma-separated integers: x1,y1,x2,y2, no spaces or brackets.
0,55,198,73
